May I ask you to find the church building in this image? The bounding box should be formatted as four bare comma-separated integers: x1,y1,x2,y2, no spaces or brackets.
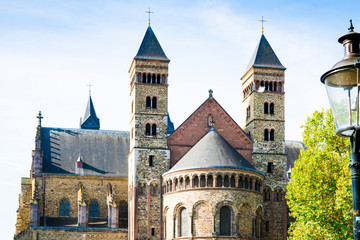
14,23,304,240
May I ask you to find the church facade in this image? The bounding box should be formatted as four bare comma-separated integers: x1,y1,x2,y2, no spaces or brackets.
14,24,304,240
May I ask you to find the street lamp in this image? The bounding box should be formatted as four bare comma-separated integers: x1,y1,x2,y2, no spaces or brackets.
321,20,360,239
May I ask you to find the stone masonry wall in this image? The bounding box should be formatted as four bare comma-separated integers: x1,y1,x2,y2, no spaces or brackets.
15,177,32,237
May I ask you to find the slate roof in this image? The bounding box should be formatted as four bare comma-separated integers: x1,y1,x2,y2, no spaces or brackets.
134,26,170,61
285,140,306,171
168,128,260,174
244,34,286,74
167,114,175,135
41,127,129,177
80,95,100,130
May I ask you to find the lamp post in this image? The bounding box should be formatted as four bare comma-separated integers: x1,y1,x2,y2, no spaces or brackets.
321,20,360,239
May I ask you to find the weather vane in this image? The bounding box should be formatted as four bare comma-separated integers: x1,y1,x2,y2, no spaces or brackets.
87,82,94,95
145,7,154,25
258,16,267,33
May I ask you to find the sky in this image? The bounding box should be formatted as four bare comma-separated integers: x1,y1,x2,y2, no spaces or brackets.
1,0,360,238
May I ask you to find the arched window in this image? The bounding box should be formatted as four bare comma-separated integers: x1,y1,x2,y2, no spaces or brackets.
230,176,235,187
224,175,230,187
270,103,274,114
193,176,199,188
157,75,161,84
239,177,244,188
147,74,151,83
151,184,158,196
119,201,128,228
220,206,231,236
264,187,271,201
145,124,151,136
179,208,188,237
142,74,146,83
264,103,269,114
89,201,99,217
207,175,213,187
245,178,249,189
216,175,223,187
270,129,275,141
185,177,190,189
200,175,206,187
59,200,70,217
265,82,269,91
152,74,156,84
274,82,277,92
152,97,157,109
152,124,157,136
269,82,273,91
264,129,269,141
146,97,151,108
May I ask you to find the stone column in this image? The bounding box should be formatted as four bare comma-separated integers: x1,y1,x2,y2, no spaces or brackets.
235,176,239,188
78,203,88,227
108,205,119,228
213,175,217,187
29,200,40,227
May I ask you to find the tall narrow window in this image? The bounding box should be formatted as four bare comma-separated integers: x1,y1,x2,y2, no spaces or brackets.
152,124,157,136
119,201,128,228
142,74,146,83
157,75,161,84
224,175,230,187
89,201,99,217
152,74,156,84
179,208,188,237
147,74,151,83
264,129,269,141
270,103,274,114
200,175,206,187
265,82,269,91
207,175,213,187
152,97,157,109
269,82,273,91
149,155,154,167
145,124,151,136
59,200,70,217
274,82,277,92
270,129,275,141
193,176,199,188
220,206,231,236
264,103,269,114
267,162,273,173
216,175,223,187
146,97,151,108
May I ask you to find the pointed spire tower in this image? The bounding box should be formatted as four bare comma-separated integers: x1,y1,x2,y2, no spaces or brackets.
241,31,287,239
80,94,100,130
128,24,170,240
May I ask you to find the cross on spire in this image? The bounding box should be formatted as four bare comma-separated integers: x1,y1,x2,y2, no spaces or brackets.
258,16,267,33
145,7,154,25
87,82,94,95
37,111,43,126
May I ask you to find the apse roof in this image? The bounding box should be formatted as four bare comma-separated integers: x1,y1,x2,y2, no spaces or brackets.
168,128,261,174
244,34,285,74
134,26,169,61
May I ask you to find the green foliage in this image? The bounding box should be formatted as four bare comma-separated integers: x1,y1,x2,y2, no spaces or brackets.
287,109,353,240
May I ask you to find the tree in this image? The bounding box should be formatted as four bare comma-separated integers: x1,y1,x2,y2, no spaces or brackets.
286,109,353,240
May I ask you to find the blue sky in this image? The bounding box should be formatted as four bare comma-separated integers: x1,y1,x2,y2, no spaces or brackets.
2,0,360,238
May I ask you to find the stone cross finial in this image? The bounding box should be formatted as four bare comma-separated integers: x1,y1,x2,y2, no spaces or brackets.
209,89,213,97
37,111,43,126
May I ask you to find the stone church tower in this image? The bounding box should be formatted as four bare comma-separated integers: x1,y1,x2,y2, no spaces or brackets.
241,33,287,239
128,25,171,240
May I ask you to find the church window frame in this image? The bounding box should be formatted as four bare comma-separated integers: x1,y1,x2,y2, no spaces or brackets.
142,73,146,83
59,199,70,217
264,129,269,141
152,97,157,109
178,207,188,237
152,124,157,136
185,176,190,189
149,155,154,167
146,97,151,108
193,176,199,188
270,103,274,114
157,75,161,84
119,201,128,228
264,187,271,201
230,175,236,187
200,175,206,187
270,129,275,141
216,175,223,187
145,124,151,136
219,206,232,236
264,103,269,114
267,162,273,173
89,200,99,218
207,175,213,187
224,175,230,187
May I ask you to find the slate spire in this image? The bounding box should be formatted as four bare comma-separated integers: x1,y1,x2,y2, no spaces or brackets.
80,95,100,130
134,26,169,61
244,34,285,74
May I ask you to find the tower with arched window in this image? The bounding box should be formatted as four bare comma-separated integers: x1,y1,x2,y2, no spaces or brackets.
128,25,171,240
241,33,287,240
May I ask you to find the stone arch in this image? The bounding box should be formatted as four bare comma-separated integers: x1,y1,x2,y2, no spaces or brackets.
214,200,235,237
